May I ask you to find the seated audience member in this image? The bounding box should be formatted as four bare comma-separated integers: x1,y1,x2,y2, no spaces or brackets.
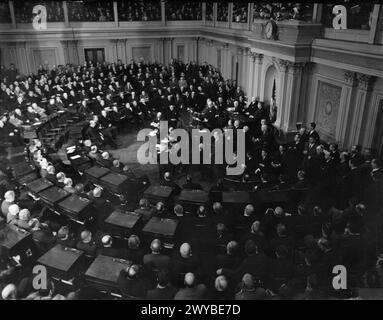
55,172,66,188
117,264,150,299
1,284,17,300
1,190,15,218
215,241,242,270
111,159,123,173
56,226,76,248
143,239,171,271
172,243,199,275
209,275,233,300
174,272,207,300
134,198,153,221
29,219,56,252
161,172,181,194
76,230,97,256
14,208,31,230
146,269,177,300
126,235,144,264
218,239,269,282
45,165,56,183
7,204,19,224
97,235,127,259
63,178,75,193
235,273,267,300
182,175,203,190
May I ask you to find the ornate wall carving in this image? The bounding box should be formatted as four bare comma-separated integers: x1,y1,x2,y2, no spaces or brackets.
315,80,342,139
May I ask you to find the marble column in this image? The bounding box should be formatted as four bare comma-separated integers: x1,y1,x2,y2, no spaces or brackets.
63,1,69,27
275,59,289,128
110,39,118,62
9,1,16,28
283,62,304,131
350,73,374,146
252,53,263,100
246,52,255,99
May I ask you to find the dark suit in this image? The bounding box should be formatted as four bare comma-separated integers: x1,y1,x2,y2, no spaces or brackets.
146,285,177,300
143,253,171,271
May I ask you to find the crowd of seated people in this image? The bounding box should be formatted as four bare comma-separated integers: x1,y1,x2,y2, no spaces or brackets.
117,0,161,22
205,2,214,21
14,1,64,23
0,57,382,300
166,1,202,21
0,2,12,23
253,3,313,22
67,1,114,22
232,3,248,23
217,3,228,22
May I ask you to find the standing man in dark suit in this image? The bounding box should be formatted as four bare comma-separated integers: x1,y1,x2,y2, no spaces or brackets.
308,122,320,143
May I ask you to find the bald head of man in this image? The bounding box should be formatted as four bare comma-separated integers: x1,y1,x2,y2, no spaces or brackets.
215,275,228,292
180,243,192,258
184,272,195,288
244,204,254,216
150,239,162,254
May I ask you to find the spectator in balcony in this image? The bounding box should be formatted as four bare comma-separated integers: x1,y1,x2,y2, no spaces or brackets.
232,3,248,23
206,3,214,21
118,1,161,22
14,1,64,24
217,3,228,22
166,2,202,21
67,1,114,22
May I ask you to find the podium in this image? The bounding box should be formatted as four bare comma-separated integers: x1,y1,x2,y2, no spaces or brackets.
0,224,37,264
37,244,85,283
85,254,131,295
26,178,54,195
38,186,70,207
84,166,110,184
142,217,179,249
103,211,142,239
178,190,209,213
57,194,93,223
11,162,35,179
222,191,252,210
100,172,129,194
143,185,174,205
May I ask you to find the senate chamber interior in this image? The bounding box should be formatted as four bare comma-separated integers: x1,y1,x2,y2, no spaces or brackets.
0,0,382,301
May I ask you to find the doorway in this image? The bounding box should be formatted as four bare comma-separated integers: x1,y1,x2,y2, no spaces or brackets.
84,48,105,64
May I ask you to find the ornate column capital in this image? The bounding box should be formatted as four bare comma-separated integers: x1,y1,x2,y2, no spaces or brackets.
253,53,263,63
276,58,289,72
236,47,244,56
287,62,304,75
344,71,357,86
222,43,229,50
356,73,374,90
